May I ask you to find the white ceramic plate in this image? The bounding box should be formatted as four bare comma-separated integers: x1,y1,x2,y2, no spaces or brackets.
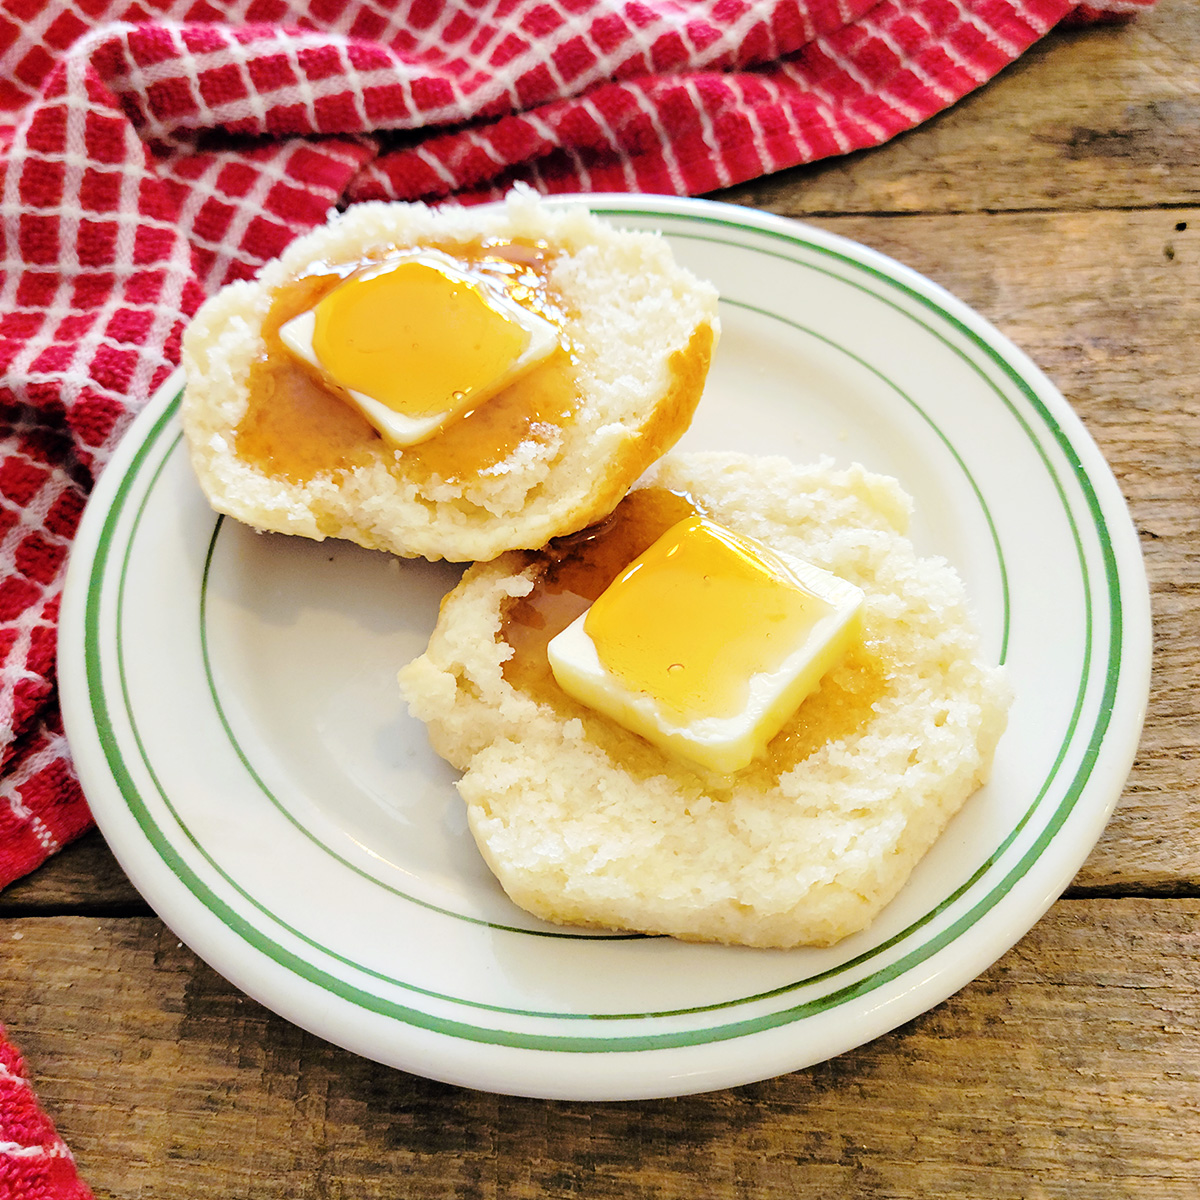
59,196,1151,1101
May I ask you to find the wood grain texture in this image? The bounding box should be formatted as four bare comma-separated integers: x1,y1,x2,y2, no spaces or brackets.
0,830,145,914
1,903,1196,1199
719,0,1200,217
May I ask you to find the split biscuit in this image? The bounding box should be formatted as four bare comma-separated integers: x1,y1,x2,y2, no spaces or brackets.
181,190,719,562
398,452,1011,948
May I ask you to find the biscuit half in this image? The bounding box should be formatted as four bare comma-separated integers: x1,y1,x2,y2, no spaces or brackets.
399,452,1011,948
181,190,719,562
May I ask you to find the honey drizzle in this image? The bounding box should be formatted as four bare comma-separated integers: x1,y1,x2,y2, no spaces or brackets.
239,269,380,485
500,487,890,783
759,643,889,780
236,239,578,485
502,487,700,703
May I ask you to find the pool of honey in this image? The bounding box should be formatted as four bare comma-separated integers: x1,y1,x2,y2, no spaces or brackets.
500,488,890,783
236,239,579,486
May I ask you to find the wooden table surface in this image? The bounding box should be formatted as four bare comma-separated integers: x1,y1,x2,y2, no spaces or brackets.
3,3,1198,1196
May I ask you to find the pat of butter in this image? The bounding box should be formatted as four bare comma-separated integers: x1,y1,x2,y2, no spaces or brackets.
279,251,559,447
546,516,865,773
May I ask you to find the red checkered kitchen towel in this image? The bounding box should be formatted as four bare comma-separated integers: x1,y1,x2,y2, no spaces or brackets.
0,1,1156,1195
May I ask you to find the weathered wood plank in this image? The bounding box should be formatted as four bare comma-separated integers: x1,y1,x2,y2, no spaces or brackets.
0,830,144,914
1,902,1195,1199
719,0,1200,217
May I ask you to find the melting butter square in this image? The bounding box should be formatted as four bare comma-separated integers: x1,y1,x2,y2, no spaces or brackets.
279,250,559,447
547,517,865,773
